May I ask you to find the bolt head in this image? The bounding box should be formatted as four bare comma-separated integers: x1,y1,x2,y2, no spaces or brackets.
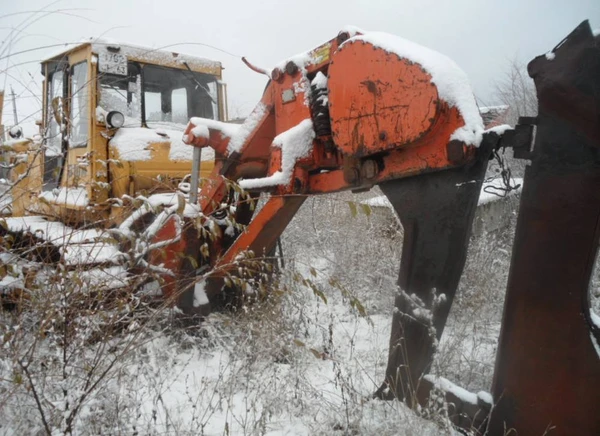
337,31,350,45
285,61,299,75
271,68,283,82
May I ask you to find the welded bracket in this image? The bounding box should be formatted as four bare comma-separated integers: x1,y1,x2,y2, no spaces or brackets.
499,116,537,160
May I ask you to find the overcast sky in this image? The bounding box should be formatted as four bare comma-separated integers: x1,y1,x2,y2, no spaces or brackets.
1,0,599,133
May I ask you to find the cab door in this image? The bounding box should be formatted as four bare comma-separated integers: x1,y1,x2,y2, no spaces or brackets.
38,48,92,216
43,60,68,191
63,59,92,200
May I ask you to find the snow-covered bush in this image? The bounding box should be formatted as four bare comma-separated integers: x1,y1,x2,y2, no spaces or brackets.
0,261,168,434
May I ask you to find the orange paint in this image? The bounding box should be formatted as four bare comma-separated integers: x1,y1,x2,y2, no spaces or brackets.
328,41,440,157
149,216,185,299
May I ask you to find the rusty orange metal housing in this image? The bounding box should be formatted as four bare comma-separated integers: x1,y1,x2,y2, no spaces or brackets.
328,40,440,157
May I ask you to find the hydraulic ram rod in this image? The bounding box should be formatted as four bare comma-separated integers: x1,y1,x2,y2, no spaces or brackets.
189,147,202,204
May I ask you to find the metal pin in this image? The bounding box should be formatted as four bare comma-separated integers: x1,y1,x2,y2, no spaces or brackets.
189,147,202,204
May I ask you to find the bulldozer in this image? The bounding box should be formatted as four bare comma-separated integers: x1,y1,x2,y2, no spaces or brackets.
0,39,231,304
1,38,227,226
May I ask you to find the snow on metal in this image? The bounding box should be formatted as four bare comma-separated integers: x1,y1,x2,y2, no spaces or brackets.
423,374,478,405
311,71,328,89
187,118,240,144
226,102,269,154
485,124,513,136
0,182,12,215
239,119,315,189
191,124,209,140
110,127,166,161
117,192,200,240
110,127,214,162
3,216,106,246
38,187,89,208
43,38,222,73
191,104,283,160
270,28,484,146
166,128,215,162
477,390,494,406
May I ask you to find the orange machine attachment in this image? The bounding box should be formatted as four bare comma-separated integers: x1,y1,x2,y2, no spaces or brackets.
150,27,493,427
159,35,493,408
181,32,476,206
172,29,482,308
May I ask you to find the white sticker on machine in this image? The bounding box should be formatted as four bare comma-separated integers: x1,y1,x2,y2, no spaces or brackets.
98,51,127,76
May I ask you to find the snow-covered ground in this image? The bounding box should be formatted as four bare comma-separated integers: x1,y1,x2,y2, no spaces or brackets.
1,184,597,435
0,187,511,435
114,191,508,435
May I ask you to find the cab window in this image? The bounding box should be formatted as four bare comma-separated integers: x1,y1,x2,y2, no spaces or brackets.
69,62,89,148
44,66,67,189
46,68,65,157
97,63,142,126
142,64,218,129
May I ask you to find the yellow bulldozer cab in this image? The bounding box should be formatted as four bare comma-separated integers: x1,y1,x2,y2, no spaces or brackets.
10,39,226,226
